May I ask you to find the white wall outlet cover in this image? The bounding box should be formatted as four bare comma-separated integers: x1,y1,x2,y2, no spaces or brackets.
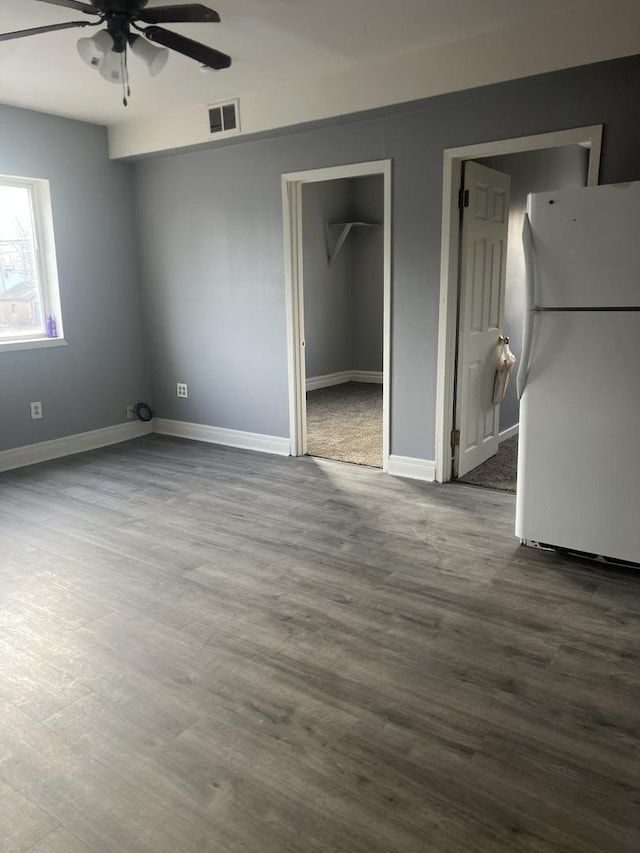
177,383,188,398
30,401,43,419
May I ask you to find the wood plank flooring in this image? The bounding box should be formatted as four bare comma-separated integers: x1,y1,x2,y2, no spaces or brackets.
0,435,639,852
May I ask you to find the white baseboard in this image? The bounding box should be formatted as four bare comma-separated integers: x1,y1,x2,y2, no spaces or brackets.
153,419,290,457
306,370,383,391
0,421,152,474
499,423,519,443
388,455,436,482
350,370,383,384
305,371,351,391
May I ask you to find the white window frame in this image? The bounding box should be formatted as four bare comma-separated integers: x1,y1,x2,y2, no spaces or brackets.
0,174,66,352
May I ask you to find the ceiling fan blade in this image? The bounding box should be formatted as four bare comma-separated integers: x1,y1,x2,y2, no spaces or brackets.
0,20,92,42
143,26,231,69
34,0,99,15
139,5,220,24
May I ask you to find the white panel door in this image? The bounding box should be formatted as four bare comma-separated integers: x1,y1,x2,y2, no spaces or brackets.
455,161,511,478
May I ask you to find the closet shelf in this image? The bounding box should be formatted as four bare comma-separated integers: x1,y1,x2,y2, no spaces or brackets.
325,221,381,265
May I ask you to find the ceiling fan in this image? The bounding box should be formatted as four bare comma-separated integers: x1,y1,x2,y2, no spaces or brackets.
0,1,231,105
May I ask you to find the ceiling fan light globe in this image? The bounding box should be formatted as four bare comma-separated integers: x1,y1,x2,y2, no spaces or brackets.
77,30,113,70
98,50,126,85
94,29,114,52
77,37,99,69
148,47,170,77
130,35,170,77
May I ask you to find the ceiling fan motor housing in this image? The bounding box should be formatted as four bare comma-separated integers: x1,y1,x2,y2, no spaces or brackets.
90,0,149,12
106,16,132,53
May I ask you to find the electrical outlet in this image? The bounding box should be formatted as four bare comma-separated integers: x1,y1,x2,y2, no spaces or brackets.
177,383,188,399
126,404,135,420
30,401,43,420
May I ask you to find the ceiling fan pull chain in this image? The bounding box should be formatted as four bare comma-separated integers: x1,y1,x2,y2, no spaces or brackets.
125,50,131,98
121,51,130,107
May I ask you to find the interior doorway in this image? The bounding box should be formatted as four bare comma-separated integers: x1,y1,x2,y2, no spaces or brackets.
434,126,603,485
282,161,392,470
303,175,384,467
455,145,593,492
452,159,511,482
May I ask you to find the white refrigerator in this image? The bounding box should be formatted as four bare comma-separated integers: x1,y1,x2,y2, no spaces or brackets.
515,181,640,565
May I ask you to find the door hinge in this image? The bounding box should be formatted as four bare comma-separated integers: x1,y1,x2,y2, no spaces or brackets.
451,429,460,447
458,188,469,209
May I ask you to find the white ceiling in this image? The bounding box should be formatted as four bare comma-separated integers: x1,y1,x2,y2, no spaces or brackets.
0,0,638,130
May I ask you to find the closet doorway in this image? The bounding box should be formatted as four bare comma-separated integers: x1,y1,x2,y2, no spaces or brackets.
282,161,391,470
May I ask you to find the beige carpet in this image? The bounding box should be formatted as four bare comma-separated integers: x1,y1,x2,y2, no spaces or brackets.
457,435,518,493
306,382,383,468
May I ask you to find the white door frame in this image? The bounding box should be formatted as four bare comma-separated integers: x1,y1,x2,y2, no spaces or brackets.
282,159,392,469
434,125,603,483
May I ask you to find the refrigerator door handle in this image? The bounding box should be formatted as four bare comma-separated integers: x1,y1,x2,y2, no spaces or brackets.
517,214,536,399
518,312,535,400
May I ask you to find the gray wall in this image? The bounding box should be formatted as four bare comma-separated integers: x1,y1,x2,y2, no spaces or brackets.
351,175,384,373
478,145,589,431
0,106,150,452
302,179,352,378
134,56,640,459
302,175,384,380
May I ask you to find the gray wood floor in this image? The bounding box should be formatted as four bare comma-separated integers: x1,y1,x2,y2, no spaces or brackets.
0,435,639,852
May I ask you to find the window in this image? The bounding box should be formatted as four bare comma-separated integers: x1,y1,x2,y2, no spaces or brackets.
0,176,63,347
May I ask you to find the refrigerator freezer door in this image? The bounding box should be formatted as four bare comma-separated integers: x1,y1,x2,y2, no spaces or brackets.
516,311,640,564
528,182,640,308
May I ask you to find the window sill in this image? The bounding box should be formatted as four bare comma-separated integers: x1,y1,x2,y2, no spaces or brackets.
0,337,69,353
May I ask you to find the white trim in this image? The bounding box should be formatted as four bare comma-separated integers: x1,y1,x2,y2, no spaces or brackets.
499,423,519,443
282,159,392,471
282,177,306,456
351,370,383,384
306,371,351,391
0,175,65,344
388,455,436,483
306,370,383,391
0,338,68,353
434,125,603,483
153,419,290,457
381,164,392,471
0,421,152,474
283,161,391,184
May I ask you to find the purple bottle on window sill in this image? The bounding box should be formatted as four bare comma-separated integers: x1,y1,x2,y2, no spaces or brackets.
45,314,57,338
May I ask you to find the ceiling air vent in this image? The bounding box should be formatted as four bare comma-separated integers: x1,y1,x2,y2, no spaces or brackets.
208,99,240,138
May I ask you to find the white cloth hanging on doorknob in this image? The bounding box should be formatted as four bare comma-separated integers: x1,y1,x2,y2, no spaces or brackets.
493,337,517,404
